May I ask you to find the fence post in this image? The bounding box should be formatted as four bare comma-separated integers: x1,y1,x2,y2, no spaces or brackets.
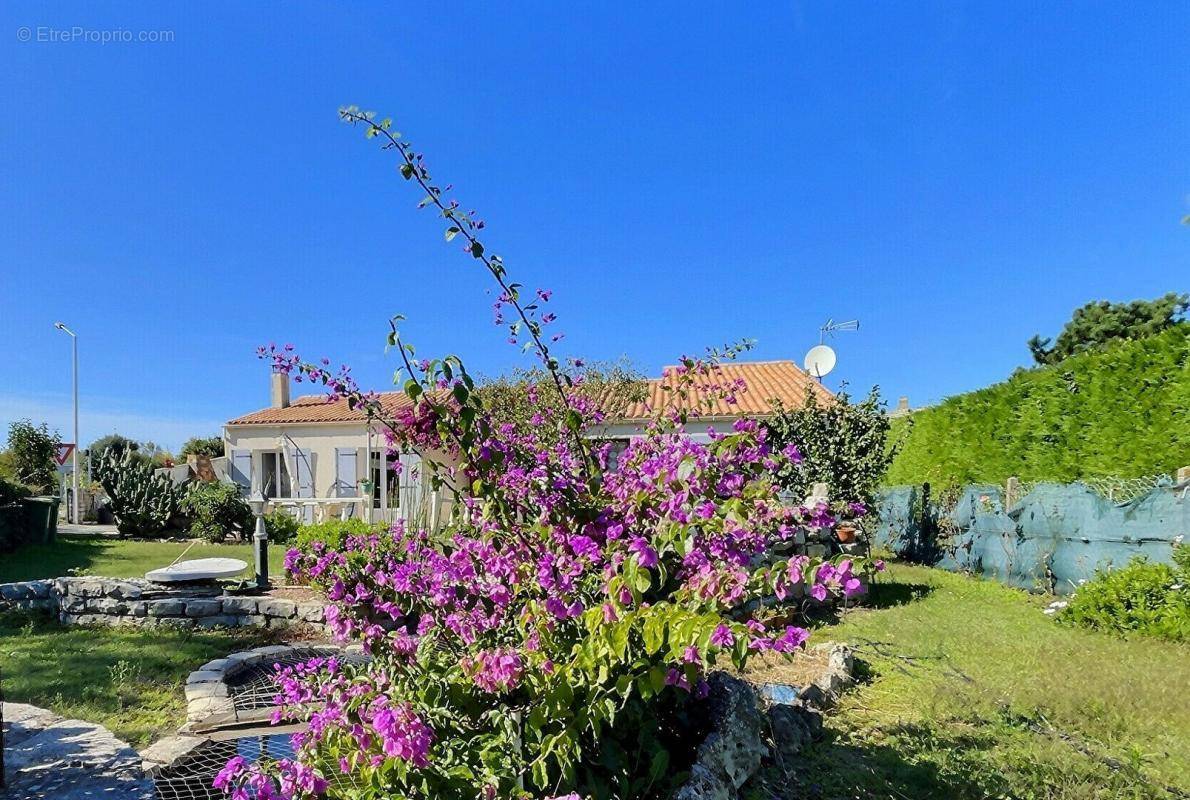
918,482,932,562
1005,476,1020,509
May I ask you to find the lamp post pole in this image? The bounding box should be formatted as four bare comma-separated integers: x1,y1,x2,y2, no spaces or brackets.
54,322,79,524
249,492,268,589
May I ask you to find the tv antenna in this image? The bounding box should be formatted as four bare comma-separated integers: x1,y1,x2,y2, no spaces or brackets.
819,318,860,344
803,318,859,380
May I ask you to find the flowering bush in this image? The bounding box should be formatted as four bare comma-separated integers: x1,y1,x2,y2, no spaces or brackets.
217,107,881,800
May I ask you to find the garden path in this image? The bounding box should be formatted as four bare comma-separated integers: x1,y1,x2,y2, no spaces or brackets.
1,702,152,799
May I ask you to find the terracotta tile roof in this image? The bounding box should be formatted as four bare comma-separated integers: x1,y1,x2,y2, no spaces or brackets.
226,392,416,425
617,360,833,420
227,361,832,426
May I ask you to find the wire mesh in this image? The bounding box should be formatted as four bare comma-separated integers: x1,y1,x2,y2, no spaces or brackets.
153,647,375,798
153,733,296,800
153,730,364,800
1011,473,1172,507
1078,473,1173,504
226,646,370,714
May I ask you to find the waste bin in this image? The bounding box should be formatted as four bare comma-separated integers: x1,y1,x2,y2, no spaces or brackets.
20,496,60,545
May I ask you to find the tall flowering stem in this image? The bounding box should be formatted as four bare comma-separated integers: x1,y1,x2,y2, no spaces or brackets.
337,105,592,474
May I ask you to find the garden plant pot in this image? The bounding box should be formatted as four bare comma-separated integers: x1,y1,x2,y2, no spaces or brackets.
835,524,857,544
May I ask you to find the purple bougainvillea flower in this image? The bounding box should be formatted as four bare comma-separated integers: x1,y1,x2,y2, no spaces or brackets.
628,536,658,568
781,443,803,463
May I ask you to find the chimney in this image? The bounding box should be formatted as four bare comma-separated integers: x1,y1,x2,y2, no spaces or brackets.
271,371,290,409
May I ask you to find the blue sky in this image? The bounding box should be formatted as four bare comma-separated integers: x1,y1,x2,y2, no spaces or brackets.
2,2,1187,451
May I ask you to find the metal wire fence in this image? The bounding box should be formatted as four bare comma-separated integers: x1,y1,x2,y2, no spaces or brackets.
1010,472,1175,507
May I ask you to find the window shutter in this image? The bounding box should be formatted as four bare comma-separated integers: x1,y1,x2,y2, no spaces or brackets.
230,450,252,494
335,448,358,498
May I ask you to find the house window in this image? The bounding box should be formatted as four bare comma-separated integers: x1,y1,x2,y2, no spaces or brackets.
370,452,400,509
260,451,292,499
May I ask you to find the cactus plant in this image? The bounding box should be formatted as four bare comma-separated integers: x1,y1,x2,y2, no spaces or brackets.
95,449,187,536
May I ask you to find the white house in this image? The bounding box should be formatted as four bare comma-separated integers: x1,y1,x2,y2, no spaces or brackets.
223,361,831,525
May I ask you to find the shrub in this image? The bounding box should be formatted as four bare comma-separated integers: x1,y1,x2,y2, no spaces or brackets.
0,476,31,506
263,510,302,544
179,436,225,459
1056,544,1189,642
292,517,379,555
94,449,187,537
0,477,31,552
5,420,60,494
181,481,254,542
766,387,899,514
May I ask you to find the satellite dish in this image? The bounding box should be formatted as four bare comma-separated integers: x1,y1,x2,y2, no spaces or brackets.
803,344,837,378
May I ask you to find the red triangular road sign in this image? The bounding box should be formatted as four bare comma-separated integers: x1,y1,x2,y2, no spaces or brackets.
55,443,75,466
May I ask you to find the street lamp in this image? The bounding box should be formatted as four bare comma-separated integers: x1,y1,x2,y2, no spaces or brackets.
248,491,269,589
53,322,79,525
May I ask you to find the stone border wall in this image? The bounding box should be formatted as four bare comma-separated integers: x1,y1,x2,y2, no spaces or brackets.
182,642,365,728
142,642,366,776
0,577,326,632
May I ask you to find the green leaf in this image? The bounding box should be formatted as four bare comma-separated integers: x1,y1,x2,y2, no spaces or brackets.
399,163,414,180
648,749,670,784
642,614,665,655
531,758,549,789
445,226,461,241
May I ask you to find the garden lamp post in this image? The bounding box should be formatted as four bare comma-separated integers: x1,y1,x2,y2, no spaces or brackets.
249,492,268,589
53,322,79,524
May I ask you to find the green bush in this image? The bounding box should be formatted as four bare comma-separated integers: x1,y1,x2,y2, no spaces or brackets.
263,510,301,544
179,436,225,459
180,481,254,543
1056,544,1189,642
766,387,899,513
0,477,32,552
293,517,380,556
0,476,31,506
5,420,61,494
886,327,1190,486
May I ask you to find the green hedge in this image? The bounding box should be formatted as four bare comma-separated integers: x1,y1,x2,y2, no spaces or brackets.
886,326,1190,486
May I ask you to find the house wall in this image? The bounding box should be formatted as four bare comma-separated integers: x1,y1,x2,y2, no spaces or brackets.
223,414,761,527
223,422,370,500
589,418,748,444
222,422,455,527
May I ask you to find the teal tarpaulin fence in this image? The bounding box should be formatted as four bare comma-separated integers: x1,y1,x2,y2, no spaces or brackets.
875,480,1188,593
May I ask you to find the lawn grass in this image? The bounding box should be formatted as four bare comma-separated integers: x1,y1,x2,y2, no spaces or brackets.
0,535,288,583
758,563,1190,799
0,609,279,747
